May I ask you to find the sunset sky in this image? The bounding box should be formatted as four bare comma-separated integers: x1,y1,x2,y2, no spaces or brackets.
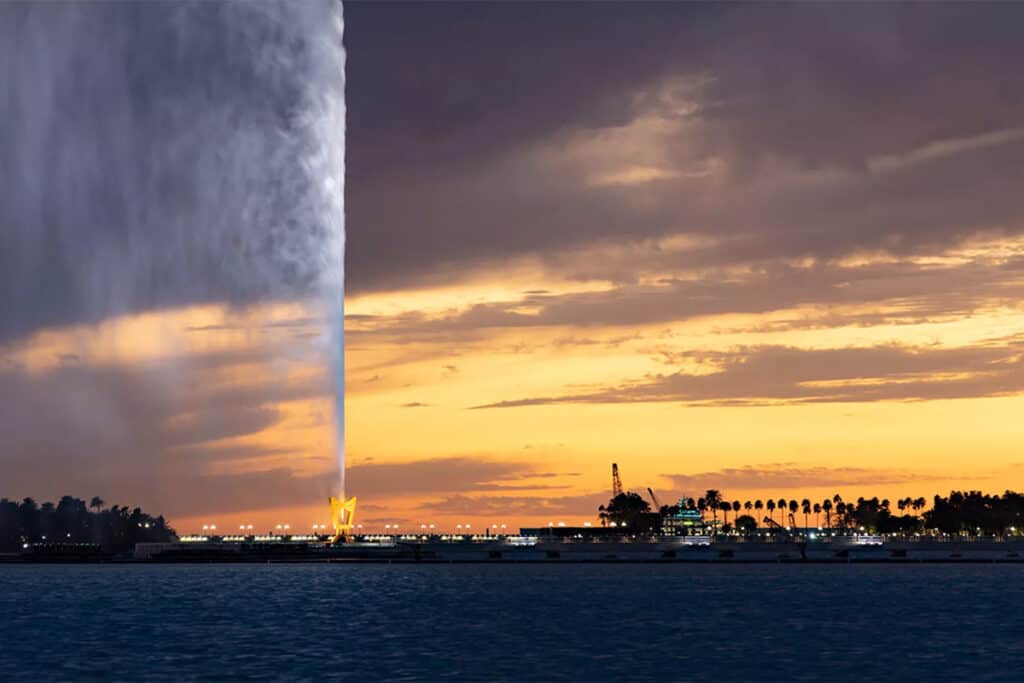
4,3,1024,533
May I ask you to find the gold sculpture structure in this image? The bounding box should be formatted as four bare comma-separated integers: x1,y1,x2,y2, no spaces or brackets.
328,495,358,542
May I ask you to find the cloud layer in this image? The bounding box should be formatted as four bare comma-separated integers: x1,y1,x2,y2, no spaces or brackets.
474,340,1024,409
345,3,1024,295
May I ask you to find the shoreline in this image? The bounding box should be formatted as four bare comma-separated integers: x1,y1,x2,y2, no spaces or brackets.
7,538,1024,564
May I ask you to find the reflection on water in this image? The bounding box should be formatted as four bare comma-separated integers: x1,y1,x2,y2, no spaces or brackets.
1,564,1022,681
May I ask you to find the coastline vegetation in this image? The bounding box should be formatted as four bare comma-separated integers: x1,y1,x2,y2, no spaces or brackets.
599,490,1024,537
0,496,175,553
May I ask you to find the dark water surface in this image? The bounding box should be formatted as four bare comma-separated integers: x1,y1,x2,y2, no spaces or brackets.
2,564,1022,681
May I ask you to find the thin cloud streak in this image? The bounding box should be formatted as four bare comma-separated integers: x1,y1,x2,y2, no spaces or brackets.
662,463,947,492
472,341,1024,409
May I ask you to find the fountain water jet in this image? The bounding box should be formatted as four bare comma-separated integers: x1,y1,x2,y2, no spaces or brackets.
2,1,350,515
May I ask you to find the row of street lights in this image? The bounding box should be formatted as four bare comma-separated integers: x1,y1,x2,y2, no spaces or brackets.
192,522,555,535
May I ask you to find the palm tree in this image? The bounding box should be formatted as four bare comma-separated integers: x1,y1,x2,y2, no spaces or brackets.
720,502,731,526
90,497,104,515
822,499,833,530
744,501,753,517
766,499,776,523
788,500,799,526
801,499,811,529
913,497,927,515
813,503,822,528
777,499,787,522
837,502,847,529
704,490,722,528
732,501,741,522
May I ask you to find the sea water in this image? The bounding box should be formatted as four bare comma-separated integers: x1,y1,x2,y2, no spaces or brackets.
1,564,1022,681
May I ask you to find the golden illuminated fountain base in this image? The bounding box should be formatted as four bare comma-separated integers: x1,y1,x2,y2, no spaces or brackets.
328,495,357,543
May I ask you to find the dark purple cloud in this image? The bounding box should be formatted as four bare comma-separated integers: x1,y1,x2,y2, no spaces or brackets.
346,456,562,499
347,255,1024,339
345,2,1024,294
472,340,1024,409
5,2,1023,337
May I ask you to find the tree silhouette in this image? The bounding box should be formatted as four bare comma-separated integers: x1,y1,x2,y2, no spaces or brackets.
90,497,104,514
735,515,757,533
0,496,174,552
590,487,1024,538
704,490,722,528
599,492,651,527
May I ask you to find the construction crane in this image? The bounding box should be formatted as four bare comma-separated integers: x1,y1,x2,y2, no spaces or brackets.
611,463,623,498
647,487,661,510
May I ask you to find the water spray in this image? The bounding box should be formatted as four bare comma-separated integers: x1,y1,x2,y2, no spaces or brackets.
2,1,350,516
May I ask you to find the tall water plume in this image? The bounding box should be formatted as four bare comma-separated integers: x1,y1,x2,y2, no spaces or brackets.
1,2,347,503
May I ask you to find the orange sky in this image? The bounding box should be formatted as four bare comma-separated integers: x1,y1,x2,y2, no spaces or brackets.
10,237,1024,535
